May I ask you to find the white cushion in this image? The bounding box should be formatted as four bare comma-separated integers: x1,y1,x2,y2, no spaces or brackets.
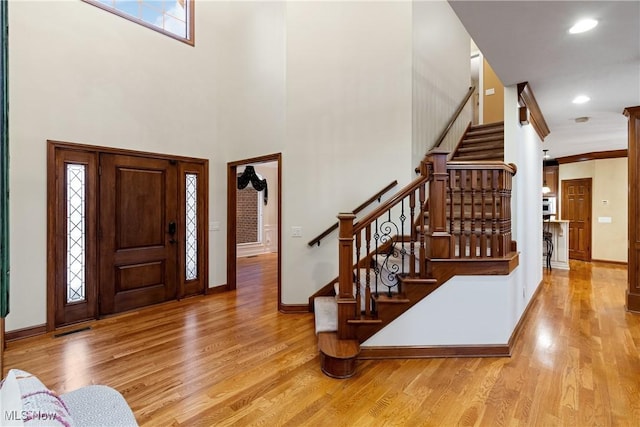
2,369,75,427
1,370,25,426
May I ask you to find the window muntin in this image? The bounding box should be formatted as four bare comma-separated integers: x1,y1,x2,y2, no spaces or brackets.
83,0,194,45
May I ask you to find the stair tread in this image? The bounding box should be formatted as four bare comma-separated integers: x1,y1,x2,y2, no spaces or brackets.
467,121,504,131
465,133,504,141
317,332,359,359
452,153,504,161
465,129,504,139
347,317,383,325
314,296,337,334
373,294,411,304
397,275,437,285
457,141,504,152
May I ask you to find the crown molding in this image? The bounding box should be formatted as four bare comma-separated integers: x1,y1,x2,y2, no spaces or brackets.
556,149,628,164
517,82,550,141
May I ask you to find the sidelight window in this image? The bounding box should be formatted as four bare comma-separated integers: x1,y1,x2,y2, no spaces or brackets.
66,164,86,303
185,173,198,280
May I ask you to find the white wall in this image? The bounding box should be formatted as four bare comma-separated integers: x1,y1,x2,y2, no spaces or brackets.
283,1,413,304
412,0,472,166
7,1,427,329
503,85,543,321
559,158,628,262
8,0,287,330
363,85,543,347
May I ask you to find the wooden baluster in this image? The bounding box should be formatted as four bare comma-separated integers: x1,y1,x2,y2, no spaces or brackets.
491,170,499,258
480,170,488,257
504,170,513,253
459,170,467,258
499,170,507,256
409,190,416,277
355,232,361,314
365,225,371,316
374,218,380,296
337,213,357,339
419,179,426,277
470,169,477,258
499,169,511,256
400,199,406,276
448,169,456,257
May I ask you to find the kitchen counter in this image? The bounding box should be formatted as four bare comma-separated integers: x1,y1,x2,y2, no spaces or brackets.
544,219,569,270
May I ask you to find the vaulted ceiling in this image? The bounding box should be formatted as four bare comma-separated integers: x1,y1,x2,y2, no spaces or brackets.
449,0,640,159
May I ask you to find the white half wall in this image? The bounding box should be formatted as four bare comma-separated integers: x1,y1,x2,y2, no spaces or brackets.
363,272,516,346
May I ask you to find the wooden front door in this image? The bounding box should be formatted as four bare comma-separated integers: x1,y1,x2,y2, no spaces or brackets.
98,154,178,315
48,142,208,329
562,178,592,261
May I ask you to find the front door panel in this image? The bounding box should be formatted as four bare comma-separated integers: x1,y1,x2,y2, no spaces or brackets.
99,154,178,315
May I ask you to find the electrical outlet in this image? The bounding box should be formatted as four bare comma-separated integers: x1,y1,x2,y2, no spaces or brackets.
291,226,302,237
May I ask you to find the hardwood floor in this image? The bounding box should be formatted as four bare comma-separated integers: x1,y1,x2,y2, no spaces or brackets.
4,256,640,425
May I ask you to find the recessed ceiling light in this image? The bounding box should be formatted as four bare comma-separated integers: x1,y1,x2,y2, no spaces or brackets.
575,116,590,123
569,18,598,34
572,95,590,104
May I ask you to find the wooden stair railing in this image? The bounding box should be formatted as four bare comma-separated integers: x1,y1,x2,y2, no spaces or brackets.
443,161,517,259
308,180,398,247
336,153,439,340
334,150,518,343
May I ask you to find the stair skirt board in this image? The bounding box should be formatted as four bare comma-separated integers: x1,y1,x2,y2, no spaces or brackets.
314,297,337,334
357,343,511,359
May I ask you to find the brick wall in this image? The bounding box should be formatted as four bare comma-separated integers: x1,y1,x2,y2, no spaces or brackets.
237,180,259,244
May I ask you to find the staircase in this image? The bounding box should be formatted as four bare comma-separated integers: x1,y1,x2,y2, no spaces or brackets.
312,148,517,378
451,121,504,161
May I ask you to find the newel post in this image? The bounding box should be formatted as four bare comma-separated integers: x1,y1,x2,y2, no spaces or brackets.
337,213,357,339
625,106,640,313
426,149,452,259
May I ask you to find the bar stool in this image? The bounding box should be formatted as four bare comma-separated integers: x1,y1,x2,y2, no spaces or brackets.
543,215,553,270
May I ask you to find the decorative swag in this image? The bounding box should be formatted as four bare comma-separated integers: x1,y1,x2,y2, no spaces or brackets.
237,166,268,205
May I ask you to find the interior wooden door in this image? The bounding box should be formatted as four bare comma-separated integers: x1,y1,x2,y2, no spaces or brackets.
562,178,592,261
98,154,178,315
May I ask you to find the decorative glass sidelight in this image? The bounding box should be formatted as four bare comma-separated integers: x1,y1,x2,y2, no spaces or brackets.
66,164,86,303
185,173,198,280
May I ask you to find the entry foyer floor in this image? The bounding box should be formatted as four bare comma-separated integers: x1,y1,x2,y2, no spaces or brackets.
4,255,640,425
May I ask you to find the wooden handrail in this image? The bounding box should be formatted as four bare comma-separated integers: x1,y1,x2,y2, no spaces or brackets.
415,86,476,173
354,174,430,234
307,180,398,247
434,86,475,148
447,161,517,174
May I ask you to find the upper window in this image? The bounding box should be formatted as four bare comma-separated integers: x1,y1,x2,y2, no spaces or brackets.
83,0,194,45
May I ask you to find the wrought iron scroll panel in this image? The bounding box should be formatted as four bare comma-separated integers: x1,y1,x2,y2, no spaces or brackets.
351,179,429,315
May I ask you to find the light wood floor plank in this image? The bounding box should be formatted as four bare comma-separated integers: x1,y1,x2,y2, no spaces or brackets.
3,255,640,425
